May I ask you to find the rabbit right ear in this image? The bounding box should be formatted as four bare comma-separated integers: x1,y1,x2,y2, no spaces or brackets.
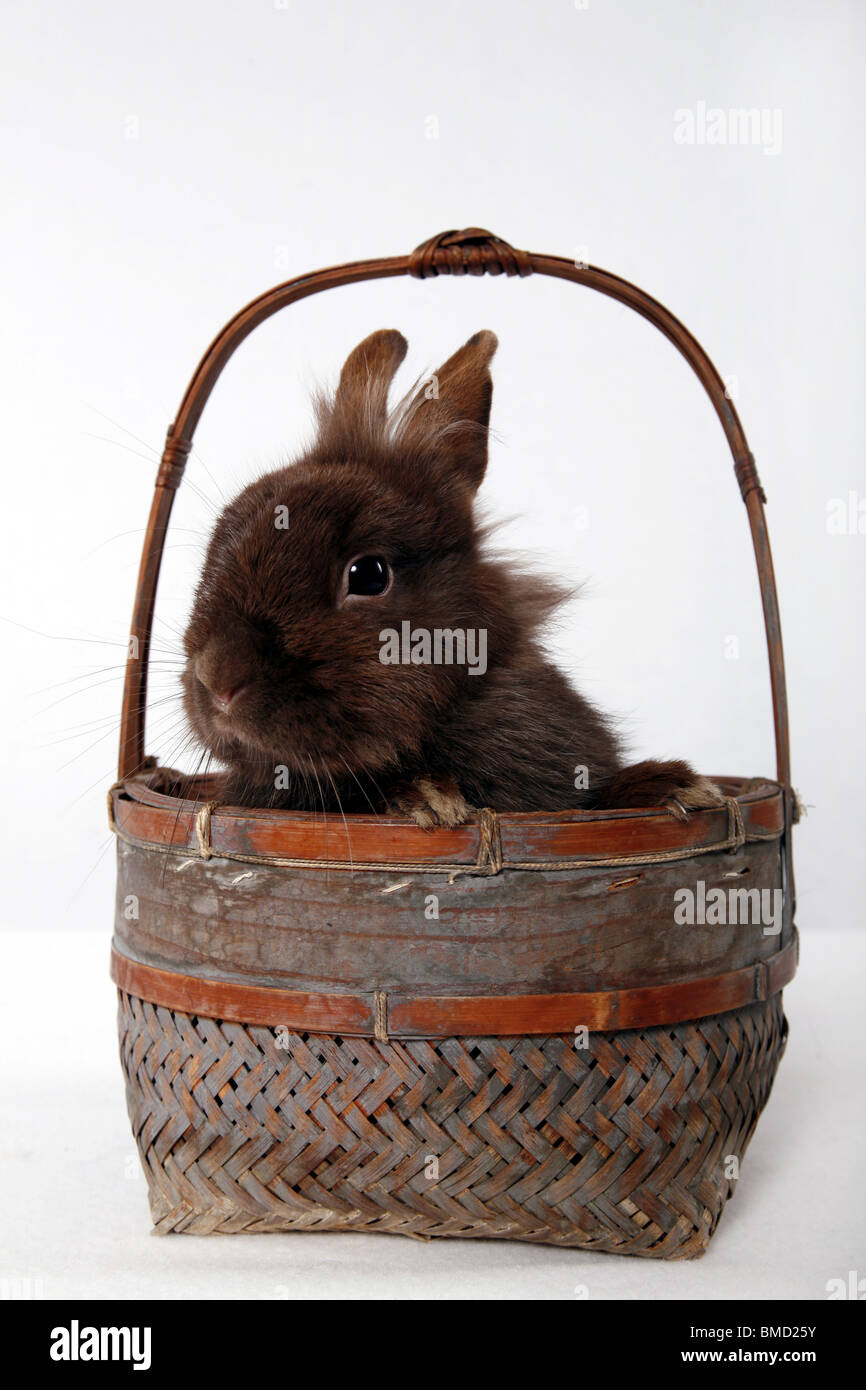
398,330,498,493
328,329,408,435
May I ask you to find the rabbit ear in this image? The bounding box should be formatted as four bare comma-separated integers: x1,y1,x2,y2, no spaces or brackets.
401,330,498,492
331,328,408,431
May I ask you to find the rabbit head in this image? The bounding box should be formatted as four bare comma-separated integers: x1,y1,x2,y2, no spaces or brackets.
181,327,517,803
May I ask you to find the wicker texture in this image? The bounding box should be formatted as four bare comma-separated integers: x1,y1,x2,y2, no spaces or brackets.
118,989,787,1258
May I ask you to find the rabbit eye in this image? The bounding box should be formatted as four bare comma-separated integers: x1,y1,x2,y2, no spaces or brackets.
345,555,391,597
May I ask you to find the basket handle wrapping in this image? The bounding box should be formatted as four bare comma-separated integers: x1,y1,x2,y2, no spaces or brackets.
118,229,794,892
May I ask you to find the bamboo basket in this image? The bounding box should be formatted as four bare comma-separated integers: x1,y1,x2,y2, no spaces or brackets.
109,229,798,1258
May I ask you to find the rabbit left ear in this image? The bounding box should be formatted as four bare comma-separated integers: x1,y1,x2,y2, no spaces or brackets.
401,330,498,493
332,329,408,430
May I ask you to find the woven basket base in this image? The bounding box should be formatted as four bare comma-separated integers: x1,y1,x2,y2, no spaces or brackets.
118,990,787,1259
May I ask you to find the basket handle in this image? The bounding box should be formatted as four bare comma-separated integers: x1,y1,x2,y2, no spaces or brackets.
118,228,793,849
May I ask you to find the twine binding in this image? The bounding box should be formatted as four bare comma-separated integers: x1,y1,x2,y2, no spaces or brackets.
374,991,389,1042
195,800,219,860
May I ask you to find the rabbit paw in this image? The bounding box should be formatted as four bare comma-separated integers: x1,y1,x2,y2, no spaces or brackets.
599,759,725,820
664,774,725,821
389,775,472,829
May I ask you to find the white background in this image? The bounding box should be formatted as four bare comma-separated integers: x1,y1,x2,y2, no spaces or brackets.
1,0,864,1300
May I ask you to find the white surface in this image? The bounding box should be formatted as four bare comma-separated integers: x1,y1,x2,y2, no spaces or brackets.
1,928,863,1301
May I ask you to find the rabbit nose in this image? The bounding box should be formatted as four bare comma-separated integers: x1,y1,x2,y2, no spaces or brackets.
209,682,249,712
194,655,251,712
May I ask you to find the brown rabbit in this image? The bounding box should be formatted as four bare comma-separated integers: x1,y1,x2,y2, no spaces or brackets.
182,328,722,826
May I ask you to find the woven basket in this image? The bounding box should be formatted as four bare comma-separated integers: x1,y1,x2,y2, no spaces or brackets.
110,229,798,1258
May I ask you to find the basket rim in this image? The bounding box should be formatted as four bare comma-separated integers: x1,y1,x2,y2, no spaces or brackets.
109,768,784,874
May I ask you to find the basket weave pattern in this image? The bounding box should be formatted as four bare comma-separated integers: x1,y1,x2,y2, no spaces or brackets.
118,988,787,1257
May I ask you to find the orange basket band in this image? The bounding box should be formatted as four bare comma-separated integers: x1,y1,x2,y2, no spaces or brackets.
111,934,797,1039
